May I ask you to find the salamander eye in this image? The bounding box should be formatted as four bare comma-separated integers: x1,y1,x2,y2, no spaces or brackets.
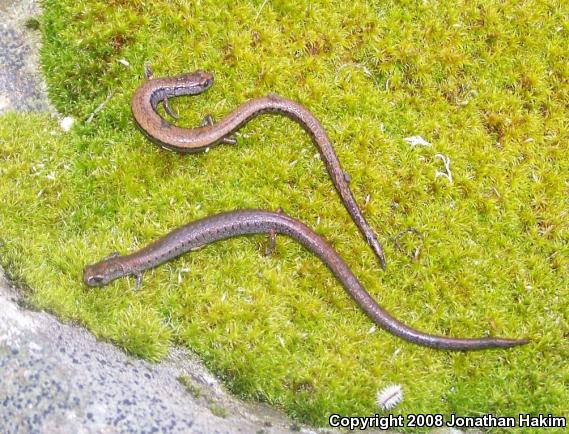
87,275,104,285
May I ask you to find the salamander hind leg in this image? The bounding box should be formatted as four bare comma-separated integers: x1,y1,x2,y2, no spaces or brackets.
134,272,144,290
199,114,214,128
200,114,237,145
222,136,237,145
264,208,284,256
264,229,277,256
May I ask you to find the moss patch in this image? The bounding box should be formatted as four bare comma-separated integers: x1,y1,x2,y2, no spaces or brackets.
1,0,568,430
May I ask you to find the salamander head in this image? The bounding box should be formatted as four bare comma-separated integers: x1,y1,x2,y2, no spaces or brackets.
83,253,126,287
173,70,214,92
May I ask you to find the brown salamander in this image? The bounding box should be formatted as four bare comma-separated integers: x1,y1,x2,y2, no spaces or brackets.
131,70,387,269
84,210,528,351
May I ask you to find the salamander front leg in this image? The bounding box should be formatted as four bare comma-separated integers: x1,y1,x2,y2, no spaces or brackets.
143,63,180,120
200,115,237,145
163,98,180,120
264,208,284,256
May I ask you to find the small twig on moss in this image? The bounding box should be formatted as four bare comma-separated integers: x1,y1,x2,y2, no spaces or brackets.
85,91,114,124
177,267,190,284
434,153,452,183
404,136,431,148
391,228,423,261
335,63,378,87
255,0,269,21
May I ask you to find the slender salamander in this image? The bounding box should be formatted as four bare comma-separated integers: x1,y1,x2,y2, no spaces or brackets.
84,210,528,351
131,70,387,269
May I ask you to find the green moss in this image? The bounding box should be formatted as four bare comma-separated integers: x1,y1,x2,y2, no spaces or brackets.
177,374,203,398
24,17,41,31
208,403,228,418
0,0,568,431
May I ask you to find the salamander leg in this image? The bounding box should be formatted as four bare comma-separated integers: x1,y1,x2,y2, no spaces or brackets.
264,208,284,256
163,97,180,120
199,114,214,128
264,230,277,256
144,63,153,80
343,171,351,183
221,136,237,145
134,272,144,290
200,115,237,145
144,63,180,119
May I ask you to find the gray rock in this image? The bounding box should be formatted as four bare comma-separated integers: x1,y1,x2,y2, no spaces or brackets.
0,271,331,434
0,0,53,113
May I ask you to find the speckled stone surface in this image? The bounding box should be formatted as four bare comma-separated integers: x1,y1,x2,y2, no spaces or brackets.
0,272,332,434
0,0,52,113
